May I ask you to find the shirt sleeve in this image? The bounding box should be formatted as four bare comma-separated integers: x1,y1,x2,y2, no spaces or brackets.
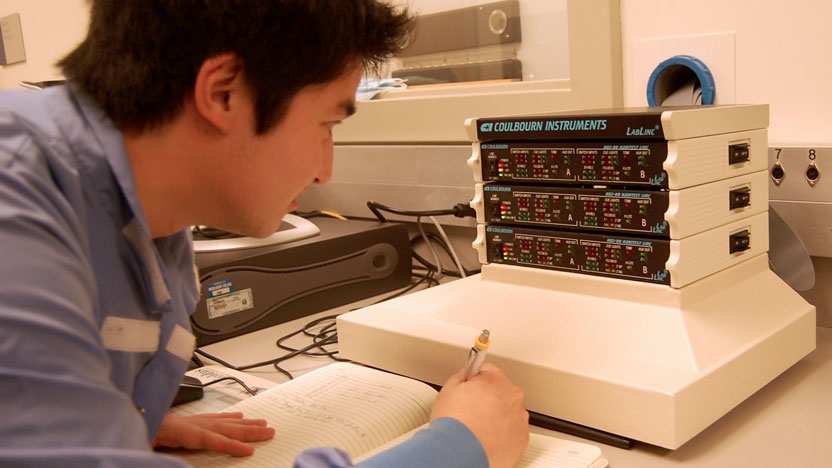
0,111,183,467
358,418,488,468
0,449,191,468
294,447,354,468
292,418,487,468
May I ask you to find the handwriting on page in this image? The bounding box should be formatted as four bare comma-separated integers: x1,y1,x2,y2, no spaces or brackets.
179,363,438,468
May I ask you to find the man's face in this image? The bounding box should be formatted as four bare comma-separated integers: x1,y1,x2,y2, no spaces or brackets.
213,64,362,238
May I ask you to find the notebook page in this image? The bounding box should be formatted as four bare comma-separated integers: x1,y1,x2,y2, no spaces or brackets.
178,362,438,468
520,432,607,468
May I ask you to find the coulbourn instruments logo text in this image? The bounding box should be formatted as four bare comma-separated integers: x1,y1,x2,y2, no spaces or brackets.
480,119,608,133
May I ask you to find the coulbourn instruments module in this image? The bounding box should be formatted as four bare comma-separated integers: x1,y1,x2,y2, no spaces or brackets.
468,105,769,287
336,104,816,450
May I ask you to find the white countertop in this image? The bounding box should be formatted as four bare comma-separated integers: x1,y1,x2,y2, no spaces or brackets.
199,301,831,467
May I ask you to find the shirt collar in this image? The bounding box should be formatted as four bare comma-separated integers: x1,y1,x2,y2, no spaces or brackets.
68,86,176,311
70,86,150,235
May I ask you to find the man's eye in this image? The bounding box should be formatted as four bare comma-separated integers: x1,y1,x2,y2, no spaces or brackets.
325,121,342,136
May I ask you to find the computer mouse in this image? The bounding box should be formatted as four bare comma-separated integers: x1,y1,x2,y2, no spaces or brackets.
171,375,204,406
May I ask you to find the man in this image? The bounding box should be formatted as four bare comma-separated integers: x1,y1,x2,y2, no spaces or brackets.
0,1,529,467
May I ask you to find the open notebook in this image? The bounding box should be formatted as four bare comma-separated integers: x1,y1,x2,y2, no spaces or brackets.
176,362,607,468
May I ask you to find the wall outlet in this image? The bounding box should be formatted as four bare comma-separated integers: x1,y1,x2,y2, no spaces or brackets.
0,13,26,66
626,32,735,107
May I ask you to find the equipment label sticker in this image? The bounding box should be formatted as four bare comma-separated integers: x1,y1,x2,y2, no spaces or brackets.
206,288,254,319
207,279,233,298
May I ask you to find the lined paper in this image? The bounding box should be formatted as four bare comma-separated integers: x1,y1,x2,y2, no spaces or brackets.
177,362,606,468
520,433,606,468
178,363,437,467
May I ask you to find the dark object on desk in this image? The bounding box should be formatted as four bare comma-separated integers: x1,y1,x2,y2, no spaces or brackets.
171,376,204,406
530,411,633,450
191,218,412,346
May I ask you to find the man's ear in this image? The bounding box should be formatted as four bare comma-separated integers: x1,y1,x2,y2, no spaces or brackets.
192,53,246,133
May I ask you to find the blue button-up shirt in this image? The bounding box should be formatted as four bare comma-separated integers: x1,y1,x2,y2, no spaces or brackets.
0,85,486,468
0,84,200,466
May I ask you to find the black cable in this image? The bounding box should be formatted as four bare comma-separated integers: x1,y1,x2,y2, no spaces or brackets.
366,201,457,223
352,269,438,308
278,315,355,366
292,210,322,219
190,353,204,369
200,376,262,396
276,315,341,358
194,333,338,372
411,231,452,272
364,201,478,277
413,250,468,277
410,232,480,277
291,210,346,220
381,270,437,298
273,363,294,381
266,271,439,369
190,198,478,378
192,221,457,376
367,201,476,223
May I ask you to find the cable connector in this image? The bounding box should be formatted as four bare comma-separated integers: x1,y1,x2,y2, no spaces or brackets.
452,203,476,218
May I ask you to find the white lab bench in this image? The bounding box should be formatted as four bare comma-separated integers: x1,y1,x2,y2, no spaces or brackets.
197,294,831,467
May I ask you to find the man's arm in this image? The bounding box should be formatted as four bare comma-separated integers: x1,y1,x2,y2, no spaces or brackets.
0,137,187,467
291,418,485,468
429,364,530,468
291,364,528,468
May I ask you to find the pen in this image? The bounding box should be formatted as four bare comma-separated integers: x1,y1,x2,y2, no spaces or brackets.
463,329,490,381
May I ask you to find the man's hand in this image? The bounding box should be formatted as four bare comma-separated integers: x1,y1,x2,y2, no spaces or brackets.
152,412,276,457
431,363,529,468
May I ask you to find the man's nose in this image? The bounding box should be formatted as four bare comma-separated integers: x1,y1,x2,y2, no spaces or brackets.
315,139,334,184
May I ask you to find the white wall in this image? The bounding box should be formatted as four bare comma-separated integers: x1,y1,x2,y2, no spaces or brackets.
621,0,832,326
3,0,829,143
620,0,831,146
0,0,89,88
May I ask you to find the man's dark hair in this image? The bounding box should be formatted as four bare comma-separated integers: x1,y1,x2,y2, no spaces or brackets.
59,0,412,134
